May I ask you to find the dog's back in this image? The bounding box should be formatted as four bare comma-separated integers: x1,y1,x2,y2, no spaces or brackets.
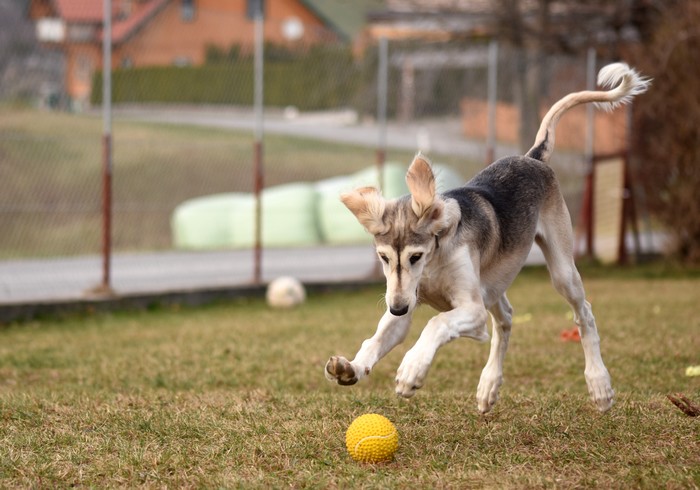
443,156,556,262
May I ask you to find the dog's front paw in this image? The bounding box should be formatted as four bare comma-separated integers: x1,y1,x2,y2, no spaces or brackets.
395,351,431,398
585,368,614,412
325,356,358,386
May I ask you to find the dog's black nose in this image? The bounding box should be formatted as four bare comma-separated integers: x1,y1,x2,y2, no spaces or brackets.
390,305,409,316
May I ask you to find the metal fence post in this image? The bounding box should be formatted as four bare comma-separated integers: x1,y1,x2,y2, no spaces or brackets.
583,48,596,259
376,36,388,193
485,40,498,165
98,0,114,296
252,1,264,284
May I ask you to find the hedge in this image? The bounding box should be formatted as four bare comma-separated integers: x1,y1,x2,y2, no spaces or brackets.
91,46,363,110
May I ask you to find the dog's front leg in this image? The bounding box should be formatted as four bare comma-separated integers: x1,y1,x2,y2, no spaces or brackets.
395,304,489,398
325,309,412,386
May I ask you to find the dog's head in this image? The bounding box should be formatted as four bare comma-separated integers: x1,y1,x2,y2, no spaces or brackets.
341,154,459,316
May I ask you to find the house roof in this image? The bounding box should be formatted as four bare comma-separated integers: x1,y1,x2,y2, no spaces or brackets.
368,0,636,46
107,0,168,44
37,0,365,44
35,0,168,43
300,0,385,41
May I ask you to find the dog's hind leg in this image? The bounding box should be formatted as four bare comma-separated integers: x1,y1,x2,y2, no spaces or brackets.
536,200,614,412
476,294,513,413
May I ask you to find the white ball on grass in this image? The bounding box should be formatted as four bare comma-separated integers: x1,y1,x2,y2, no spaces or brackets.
266,276,306,309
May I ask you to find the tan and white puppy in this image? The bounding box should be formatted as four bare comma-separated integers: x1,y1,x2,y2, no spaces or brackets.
325,63,650,413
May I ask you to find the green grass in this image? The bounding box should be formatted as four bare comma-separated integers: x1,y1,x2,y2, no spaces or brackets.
0,107,481,257
1,267,699,487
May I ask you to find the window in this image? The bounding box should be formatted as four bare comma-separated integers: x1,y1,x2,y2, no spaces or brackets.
181,0,195,21
68,24,95,42
246,0,265,20
119,0,131,19
173,56,192,67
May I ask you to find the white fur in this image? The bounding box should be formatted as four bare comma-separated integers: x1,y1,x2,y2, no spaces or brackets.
594,62,652,112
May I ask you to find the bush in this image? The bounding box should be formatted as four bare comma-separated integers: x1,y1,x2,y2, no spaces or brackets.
91,44,363,110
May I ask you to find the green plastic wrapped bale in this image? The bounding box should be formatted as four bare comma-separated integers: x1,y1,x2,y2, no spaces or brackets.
256,182,321,247
172,183,321,249
316,163,408,245
171,193,247,249
315,174,370,245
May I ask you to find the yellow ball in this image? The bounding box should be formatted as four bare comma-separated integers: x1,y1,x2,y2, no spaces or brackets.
345,413,399,463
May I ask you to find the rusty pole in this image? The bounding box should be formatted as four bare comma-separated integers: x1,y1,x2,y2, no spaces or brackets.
100,0,113,294
376,36,388,193
252,0,264,284
485,40,498,165
582,48,596,260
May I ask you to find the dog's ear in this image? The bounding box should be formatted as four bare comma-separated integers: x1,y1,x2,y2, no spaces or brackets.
406,154,459,236
340,186,389,235
406,153,436,218
417,199,454,237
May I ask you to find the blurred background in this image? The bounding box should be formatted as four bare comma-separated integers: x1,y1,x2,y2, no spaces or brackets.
1,0,698,303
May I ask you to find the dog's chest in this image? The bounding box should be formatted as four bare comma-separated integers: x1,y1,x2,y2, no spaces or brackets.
418,265,454,312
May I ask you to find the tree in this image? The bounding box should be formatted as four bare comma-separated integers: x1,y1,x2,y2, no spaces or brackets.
492,0,654,152
495,0,548,153
631,0,700,262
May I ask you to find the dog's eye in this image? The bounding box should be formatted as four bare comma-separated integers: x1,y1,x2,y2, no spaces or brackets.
409,253,423,265
379,253,389,264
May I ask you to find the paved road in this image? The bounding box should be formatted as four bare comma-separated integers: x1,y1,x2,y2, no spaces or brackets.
0,244,546,305
0,245,375,304
112,104,521,162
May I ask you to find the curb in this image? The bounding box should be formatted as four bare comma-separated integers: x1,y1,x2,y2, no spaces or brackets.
0,279,382,325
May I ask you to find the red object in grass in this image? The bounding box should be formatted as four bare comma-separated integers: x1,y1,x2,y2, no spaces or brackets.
560,327,581,342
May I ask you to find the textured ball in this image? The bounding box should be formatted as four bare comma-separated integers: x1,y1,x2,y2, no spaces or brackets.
345,413,399,463
266,276,306,309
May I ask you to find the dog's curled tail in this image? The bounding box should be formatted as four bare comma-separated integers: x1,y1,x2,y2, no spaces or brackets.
526,62,651,163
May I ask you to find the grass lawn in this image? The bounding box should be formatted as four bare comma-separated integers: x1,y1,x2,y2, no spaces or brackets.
1,266,698,488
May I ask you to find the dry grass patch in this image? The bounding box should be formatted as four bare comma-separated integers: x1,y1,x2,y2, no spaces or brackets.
1,267,699,487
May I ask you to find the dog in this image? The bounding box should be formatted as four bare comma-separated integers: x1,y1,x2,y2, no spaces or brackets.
324,62,650,413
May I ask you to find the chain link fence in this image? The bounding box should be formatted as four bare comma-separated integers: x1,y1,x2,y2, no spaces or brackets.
1,4,632,303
